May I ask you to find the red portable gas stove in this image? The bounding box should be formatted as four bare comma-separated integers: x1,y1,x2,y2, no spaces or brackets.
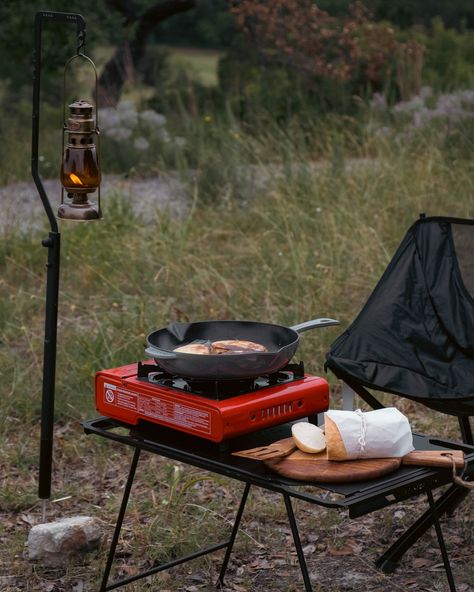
95,361,329,442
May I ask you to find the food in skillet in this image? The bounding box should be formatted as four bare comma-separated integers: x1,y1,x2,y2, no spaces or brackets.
173,340,268,355
212,339,268,354
174,343,212,354
212,340,268,354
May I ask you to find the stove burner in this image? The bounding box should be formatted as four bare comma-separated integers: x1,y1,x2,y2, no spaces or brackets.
137,361,305,400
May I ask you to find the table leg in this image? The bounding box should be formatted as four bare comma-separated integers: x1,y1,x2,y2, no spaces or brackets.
283,494,313,592
100,447,141,592
216,482,251,588
376,484,469,573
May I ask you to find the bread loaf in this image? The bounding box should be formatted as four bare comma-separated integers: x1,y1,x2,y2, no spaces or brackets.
324,414,348,460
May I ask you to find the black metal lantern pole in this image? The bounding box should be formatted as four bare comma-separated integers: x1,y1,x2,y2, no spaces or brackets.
32,11,99,505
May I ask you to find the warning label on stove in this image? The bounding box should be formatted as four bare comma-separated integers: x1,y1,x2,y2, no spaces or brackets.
104,383,137,411
102,382,211,434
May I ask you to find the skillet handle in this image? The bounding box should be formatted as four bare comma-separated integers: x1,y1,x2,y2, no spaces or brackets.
145,346,177,359
290,318,340,333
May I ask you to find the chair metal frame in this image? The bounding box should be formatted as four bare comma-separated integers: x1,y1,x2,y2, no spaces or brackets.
337,373,473,578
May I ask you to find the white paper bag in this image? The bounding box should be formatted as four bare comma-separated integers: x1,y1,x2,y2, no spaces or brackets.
325,407,414,460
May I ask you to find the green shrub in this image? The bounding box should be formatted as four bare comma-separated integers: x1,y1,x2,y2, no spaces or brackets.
395,18,474,91
424,18,474,89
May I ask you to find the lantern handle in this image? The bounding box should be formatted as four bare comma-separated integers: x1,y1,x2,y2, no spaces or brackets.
62,53,99,130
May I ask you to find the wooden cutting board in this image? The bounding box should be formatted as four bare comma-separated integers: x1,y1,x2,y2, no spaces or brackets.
237,439,466,484
264,450,402,483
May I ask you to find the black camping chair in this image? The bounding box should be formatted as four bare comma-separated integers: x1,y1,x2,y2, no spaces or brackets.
326,215,474,586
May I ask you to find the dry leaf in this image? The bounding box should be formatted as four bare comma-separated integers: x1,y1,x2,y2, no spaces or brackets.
120,565,139,576
412,557,433,568
249,558,273,569
328,544,356,556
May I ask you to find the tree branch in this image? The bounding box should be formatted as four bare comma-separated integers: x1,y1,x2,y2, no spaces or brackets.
104,0,138,25
131,0,196,63
98,0,196,106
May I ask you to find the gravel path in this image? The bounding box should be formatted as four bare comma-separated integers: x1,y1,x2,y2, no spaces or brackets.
0,173,190,233
0,158,377,233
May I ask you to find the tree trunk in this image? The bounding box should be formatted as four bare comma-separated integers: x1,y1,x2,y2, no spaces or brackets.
98,0,196,106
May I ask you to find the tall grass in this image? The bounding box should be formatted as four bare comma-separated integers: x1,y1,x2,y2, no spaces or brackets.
1,130,473,427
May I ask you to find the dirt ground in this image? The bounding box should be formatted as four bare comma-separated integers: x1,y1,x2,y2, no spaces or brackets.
1,428,472,592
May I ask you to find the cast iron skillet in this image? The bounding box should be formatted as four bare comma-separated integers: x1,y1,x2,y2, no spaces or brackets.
145,318,339,379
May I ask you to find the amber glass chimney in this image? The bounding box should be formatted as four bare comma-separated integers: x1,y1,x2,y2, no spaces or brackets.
59,100,101,220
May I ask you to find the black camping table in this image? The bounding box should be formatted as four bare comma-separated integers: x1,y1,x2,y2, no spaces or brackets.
83,417,474,592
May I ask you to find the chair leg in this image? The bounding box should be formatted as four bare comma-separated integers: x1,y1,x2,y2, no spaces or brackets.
100,447,141,592
216,482,251,588
459,416,473,445
283,494,313,592
376,484,469,573
426,489,456,592
342,381,356,411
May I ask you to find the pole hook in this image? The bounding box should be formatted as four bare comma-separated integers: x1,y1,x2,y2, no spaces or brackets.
77,29,86,55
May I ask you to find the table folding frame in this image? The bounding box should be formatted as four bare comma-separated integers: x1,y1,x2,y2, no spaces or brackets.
83,417,474,592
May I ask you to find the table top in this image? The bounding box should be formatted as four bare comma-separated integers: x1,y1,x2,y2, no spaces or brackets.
83,416,474,518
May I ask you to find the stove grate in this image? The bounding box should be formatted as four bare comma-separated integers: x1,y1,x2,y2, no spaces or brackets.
137,361,305,400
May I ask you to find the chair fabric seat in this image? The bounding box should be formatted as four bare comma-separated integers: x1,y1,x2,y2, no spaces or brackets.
326,216,474,414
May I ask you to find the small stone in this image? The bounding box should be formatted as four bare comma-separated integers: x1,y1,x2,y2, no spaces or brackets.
28,516,103,566
394,509,406,519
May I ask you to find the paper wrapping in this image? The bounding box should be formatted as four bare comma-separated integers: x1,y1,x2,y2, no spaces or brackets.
325,408,414,460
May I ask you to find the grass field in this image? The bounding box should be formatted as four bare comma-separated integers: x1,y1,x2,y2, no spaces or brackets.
165,46,223,87
1,122,473,590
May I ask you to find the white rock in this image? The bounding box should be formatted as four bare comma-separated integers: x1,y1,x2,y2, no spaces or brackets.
28,516,103,566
